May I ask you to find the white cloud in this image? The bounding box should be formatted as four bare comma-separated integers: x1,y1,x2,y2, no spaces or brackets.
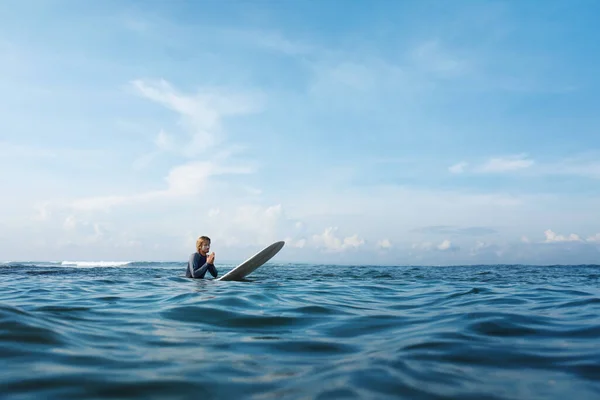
32,202,51,222
412,239,457,252
165,161,223,196
478,154,534,173
59,215,107,246
308,38,468,99
206,203,305,249
154,129,176,152
437,239,453,251
586,233,600,243
543,229,582,243
285,238,307,248
540,230,600,244
70,160,254,212
64,79,261,213
63,215,78,230
377,239,392,249
470,240,488,254
131,79,262,155
449,154,534,175
71,194,138,212
312,227,365,252
450,153,600,180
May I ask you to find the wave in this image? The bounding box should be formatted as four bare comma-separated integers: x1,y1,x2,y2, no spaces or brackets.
61,261,133,267
60,261,185,268
3,261,187,268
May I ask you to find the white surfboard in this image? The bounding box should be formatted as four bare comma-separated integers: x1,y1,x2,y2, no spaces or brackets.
217,240,285,281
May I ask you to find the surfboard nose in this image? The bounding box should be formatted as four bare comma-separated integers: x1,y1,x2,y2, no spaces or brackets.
217,240,286,281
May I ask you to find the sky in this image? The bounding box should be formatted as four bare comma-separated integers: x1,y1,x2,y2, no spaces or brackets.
1,0,600,265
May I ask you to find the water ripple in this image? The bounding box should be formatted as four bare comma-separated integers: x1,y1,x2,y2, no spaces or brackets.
2,264,600,399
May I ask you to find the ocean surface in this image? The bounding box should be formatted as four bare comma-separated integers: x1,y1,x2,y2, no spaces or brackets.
1,261,600,400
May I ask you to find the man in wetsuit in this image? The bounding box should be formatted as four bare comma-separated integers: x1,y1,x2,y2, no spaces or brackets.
186,235,218,279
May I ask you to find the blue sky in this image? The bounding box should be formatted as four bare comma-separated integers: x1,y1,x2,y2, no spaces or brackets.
2,0,600,265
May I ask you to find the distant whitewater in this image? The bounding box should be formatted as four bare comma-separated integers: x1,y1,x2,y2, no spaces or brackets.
1,261,186,268
61,261,132,267
2,262,599,399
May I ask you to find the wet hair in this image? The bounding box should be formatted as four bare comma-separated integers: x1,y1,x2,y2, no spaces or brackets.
196,236,211,253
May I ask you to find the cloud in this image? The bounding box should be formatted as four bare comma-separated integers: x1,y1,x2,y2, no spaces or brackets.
165,161,252,196
478,154,534,173
448,153,600,179
541,154,600,179
377,239,392,249
70,160,254,212
538,229,600,245
205,203,305,249
63,215,78,230
286,238,307,249
305,36,473,108
437,239,452,251
412,239,458,252
448,154,533,174
469,240,494,255
32,202,51,222
154,129,176,152
412,225,497,236
587,234,600,243
541,229,600,245
543,229,582,243
449,162,468,174
60,214,108,246
130,79,263,157
312,227,365,253
0,141,105,165
61,79,261,213
308,38,468,98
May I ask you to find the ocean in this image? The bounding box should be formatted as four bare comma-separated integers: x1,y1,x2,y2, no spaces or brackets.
1,262,599,399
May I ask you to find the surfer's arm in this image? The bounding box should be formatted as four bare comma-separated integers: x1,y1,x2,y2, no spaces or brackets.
207,263,218,278
190,253,210,279
192,263,210,278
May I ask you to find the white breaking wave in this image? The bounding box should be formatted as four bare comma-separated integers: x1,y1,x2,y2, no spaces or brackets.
61,261,132,268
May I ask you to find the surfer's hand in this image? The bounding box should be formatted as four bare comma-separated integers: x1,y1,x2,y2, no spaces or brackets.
207,252,215,264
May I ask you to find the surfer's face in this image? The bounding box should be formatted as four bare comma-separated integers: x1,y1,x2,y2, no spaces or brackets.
201,242,210,254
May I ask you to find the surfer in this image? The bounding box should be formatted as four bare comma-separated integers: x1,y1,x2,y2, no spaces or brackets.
186,236,218,279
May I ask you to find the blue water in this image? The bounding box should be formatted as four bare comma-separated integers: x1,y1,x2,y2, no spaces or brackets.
1,262,600,399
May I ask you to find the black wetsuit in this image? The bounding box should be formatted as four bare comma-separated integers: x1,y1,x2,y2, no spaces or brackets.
186,252,218,279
